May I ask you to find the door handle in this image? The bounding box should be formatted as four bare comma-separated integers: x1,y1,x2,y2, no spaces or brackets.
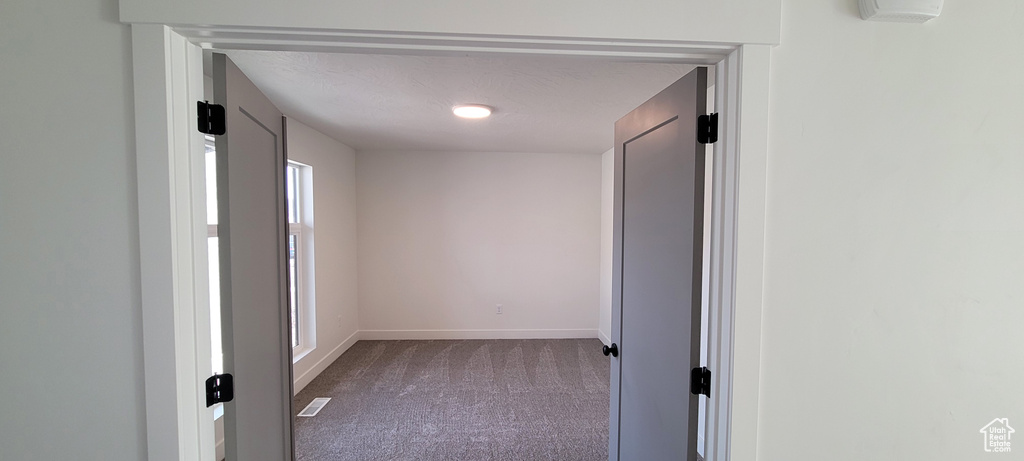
602,343,618,357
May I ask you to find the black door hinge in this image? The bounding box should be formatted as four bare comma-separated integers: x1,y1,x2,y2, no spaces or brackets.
690,367,711,398
205,373,234,407
697,113,718,144
197,101,226,135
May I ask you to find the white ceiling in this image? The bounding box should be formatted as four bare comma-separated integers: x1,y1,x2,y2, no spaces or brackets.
220,50,695,155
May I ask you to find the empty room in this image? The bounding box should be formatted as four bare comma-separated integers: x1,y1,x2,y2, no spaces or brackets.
199,51,713,459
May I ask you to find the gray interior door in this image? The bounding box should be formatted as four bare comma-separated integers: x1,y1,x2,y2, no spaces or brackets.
213,52,294,461
609,66,707,461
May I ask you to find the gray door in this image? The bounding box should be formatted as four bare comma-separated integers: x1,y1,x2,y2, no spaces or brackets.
213,52,294,461
610,67,707,461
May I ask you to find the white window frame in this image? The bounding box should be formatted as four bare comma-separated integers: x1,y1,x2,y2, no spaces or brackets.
203,135,224,379
204,138,316,368
131,25,769,461
286,161,316,361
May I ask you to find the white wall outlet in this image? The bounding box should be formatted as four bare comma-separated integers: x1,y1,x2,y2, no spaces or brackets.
496,304,503,314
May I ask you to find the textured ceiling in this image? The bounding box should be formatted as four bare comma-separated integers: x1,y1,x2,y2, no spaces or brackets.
220,50,695,154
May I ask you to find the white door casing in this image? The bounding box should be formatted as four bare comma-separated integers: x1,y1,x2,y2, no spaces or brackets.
131,24,215,461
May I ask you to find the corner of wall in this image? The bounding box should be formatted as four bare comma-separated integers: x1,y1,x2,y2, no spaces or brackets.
293,330,361,394
283,116,362,392
599,148,615,346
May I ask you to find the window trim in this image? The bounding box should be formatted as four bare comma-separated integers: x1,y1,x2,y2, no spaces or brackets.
287,161,316,362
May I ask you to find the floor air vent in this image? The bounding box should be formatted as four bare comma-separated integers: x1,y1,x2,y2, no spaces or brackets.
297,398,331,417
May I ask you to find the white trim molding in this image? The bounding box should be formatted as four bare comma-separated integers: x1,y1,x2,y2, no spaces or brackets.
173,26,735,64
132,24,214,461
702,44,771,461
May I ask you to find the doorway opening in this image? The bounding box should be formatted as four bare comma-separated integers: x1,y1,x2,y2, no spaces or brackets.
131,26,767,461
201,49,716,460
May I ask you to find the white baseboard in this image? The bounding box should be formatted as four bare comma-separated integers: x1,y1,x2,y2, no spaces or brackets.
598,329,611,346
359,329,599,340
292,330,361,394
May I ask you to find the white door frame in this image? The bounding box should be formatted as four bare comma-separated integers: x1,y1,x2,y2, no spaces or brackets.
132,24,215,461
131,26,769,461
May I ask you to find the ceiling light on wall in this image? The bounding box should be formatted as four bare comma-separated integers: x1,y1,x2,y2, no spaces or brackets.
453,104,493,119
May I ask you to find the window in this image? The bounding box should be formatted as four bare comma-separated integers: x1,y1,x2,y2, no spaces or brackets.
205,136,223,375
205,138,316,377
286,161,315,358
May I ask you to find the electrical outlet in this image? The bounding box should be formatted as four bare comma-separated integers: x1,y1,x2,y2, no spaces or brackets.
496,304,503,314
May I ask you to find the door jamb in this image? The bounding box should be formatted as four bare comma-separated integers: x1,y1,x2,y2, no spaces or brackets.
131,26,769,461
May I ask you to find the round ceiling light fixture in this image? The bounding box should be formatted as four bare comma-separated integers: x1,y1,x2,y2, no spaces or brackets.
452,104,493,119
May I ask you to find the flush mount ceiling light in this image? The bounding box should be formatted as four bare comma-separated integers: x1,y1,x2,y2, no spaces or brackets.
452,104,493,119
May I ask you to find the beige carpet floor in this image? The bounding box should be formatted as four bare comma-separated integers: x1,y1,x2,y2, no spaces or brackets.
293,339,610,461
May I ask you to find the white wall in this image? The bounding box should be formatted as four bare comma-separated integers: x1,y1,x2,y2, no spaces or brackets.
284,119,360,392
758,2,1024,460
598,148,614,345
356,151,602,338
0,0,147,459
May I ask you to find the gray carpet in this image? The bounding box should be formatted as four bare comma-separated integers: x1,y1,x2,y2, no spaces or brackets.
294,339,610,460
